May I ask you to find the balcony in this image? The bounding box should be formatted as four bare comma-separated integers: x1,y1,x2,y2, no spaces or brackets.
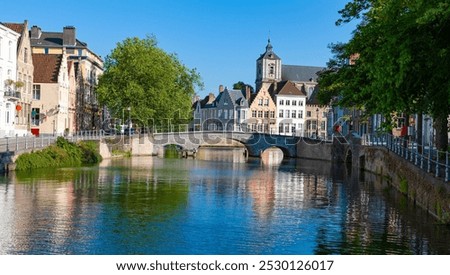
3,90,21,100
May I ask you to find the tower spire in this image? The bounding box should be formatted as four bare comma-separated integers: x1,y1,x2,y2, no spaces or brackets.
266,37,273,53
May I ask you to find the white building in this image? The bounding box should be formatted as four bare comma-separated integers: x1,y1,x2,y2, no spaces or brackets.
0,24,20,137
273,81,307,136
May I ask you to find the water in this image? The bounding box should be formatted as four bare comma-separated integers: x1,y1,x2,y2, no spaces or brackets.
0,155,449,255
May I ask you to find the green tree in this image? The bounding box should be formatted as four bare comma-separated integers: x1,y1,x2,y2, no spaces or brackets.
233,81,254,93
97,36,203,129
318,0,450,150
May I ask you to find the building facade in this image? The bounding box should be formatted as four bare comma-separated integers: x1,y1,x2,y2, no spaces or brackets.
2,20,34,137
0,24,20,137
30,25,103,132
273,81,307,136
193,86,249,131
247,82,277,133
31,53,70,136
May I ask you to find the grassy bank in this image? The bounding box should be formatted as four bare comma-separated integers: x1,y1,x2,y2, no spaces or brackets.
15,137,103,170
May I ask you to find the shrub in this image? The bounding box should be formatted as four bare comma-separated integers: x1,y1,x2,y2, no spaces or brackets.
15,137,102,170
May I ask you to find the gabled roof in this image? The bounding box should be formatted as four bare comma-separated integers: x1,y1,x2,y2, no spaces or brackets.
32,54,62,83
282,65,324,82
272,80,306,97
30,31,87,48
226,89,248,107
1,22,24,35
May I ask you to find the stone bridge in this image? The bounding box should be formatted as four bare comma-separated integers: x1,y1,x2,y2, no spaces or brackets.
150,131,300,157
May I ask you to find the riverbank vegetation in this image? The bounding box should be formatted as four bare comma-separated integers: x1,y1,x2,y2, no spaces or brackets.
15,137,102,170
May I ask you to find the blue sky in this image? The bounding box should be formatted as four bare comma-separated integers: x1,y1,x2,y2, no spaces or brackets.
2,0,356,97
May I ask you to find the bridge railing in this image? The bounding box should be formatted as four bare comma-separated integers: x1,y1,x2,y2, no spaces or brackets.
362,133,449,182
0,135,58,153
0,131,108,154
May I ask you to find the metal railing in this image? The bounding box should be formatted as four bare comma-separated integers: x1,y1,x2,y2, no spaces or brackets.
363,133,449,182
0,131,108,154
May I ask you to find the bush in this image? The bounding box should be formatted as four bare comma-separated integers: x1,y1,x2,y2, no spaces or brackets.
15,137,102,170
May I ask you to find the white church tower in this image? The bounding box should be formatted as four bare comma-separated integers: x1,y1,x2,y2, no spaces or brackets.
255,39,282,91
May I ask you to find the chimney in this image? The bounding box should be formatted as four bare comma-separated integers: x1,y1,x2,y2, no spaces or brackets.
219,85,224,93
245,85,251,100
30,25,42,39
63,26,76,46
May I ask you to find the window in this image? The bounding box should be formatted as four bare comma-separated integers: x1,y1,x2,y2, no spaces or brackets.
258,98,263,106
286,100,290,106
270,66,274,74
299,100,303,106
299,110,303,119
229,110,233,119
24,48,28,63
264,111,269,118
6,103,11,124
285,123,290,133
264,98,269,106
322,112,327,118
44,48,49,54
298,123,303,131
292,100,297,106
291,125,296,134
285,110,290,118
279,99,284,105
279,123,284,133
257,110,263,118
321,121,326,130
307,111,311,117
257,124,263,132
252,110,257,118
270,111,275,118
279,109,283,118
32,108,40,126
8,41,12,61
224,110,228,118
292,110,296,118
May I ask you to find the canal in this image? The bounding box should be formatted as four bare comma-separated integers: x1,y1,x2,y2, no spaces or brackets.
0,155,449,255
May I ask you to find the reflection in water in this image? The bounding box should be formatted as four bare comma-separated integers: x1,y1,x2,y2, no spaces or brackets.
196,147,247,163
0,156,449,255
260,147,284,166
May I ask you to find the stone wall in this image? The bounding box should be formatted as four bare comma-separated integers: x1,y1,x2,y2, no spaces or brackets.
0,151,14,174
362,147,450,223
296,138,332,161
131,135,154,156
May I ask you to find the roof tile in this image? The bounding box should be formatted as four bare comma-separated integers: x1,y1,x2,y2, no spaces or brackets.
32,54,62,83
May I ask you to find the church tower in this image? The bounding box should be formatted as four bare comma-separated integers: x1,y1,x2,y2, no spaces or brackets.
255,39,282,91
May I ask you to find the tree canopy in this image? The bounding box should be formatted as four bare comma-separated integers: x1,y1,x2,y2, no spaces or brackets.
233,81,254,93
97,36,203,129
318,0,450,150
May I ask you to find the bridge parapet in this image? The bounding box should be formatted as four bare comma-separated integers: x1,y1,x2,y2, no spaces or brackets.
151,131,301,157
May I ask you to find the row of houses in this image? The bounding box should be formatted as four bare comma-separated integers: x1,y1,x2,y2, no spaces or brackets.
0,20,103,138
192,40,331,138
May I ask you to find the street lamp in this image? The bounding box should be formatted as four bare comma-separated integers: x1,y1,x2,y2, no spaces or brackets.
127,106,131,134
316,108,319,138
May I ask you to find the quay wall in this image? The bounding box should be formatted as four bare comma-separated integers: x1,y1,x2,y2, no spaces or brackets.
362,147,450,223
